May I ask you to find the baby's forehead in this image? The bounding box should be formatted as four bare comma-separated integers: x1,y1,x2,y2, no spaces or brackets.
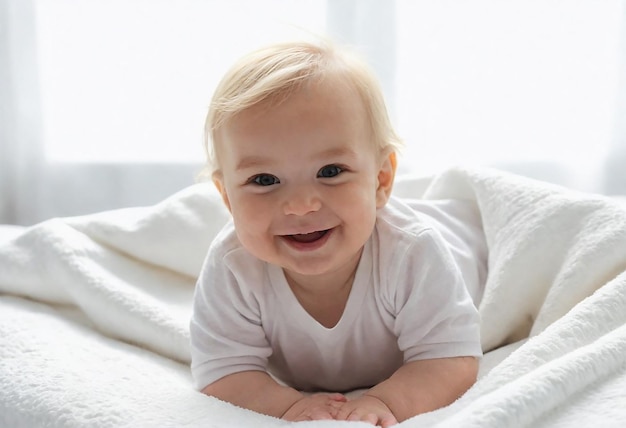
248,73,366,116
209,61,389,174
216,84,376,154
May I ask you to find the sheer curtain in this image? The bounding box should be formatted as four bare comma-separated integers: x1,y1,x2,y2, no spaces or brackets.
1,0,45,225
1,0,625,225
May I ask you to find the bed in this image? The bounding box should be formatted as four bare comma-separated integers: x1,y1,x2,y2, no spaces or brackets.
1,166,626,427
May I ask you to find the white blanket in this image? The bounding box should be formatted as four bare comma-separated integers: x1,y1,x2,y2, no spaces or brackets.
1,166,626,427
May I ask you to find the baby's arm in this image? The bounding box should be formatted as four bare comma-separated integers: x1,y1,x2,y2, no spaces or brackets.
336,356,478,424
201,370,347,421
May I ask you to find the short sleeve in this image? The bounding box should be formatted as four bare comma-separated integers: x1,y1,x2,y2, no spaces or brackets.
390,229,482,362
189,239,272,390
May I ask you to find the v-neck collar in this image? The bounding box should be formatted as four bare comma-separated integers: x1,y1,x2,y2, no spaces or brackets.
267,238,373,334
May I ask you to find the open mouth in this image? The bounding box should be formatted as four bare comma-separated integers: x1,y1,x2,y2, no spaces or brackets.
287,229,330,244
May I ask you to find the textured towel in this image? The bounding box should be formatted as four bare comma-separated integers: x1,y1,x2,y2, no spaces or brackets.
1,166,626,427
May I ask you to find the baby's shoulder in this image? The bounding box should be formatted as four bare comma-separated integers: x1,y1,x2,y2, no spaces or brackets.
201,221,269,297
376,196,437,242
378,196,481,241
206,221,263,270
206,221,238,257
374,196,470,266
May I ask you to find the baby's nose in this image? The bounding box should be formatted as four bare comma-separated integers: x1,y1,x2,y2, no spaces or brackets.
282,186,322,216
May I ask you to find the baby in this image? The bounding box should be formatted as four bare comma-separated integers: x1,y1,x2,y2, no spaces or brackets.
190,39,486,427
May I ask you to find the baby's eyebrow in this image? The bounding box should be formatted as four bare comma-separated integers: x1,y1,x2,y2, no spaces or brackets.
235,147,358,171
235,156,272,171
315,147,358,160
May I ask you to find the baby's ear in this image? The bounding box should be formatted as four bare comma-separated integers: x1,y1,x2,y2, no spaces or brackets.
376,151,397,208
212,172,232,212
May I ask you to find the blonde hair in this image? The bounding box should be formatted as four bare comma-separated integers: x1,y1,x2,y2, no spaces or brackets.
203,39,402,176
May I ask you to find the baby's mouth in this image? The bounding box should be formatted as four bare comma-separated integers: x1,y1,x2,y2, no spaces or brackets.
287,229,330,243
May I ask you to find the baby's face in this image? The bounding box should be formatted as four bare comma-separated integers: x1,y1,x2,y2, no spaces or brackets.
213,78,394,282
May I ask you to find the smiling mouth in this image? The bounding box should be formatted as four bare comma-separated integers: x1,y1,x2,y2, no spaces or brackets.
287,229,330,243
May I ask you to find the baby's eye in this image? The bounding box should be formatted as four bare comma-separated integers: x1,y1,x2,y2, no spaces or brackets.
317,164,343,178
250,174,280,186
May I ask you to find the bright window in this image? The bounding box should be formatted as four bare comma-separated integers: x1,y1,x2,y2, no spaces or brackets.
36,0,327,163
35,0,623,186
394,0,623,179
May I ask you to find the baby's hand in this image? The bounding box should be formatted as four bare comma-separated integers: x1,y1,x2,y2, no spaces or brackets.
282,393,348,422
334,394,398,427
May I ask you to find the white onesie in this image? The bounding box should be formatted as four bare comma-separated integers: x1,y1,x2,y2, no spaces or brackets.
190,196,487,392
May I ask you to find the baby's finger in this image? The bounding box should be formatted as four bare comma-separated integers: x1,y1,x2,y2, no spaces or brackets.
308,408,335,421
380,414,398,428
328,400,345,416
347,411,378,426
327,393,348,402
328,397,347,408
